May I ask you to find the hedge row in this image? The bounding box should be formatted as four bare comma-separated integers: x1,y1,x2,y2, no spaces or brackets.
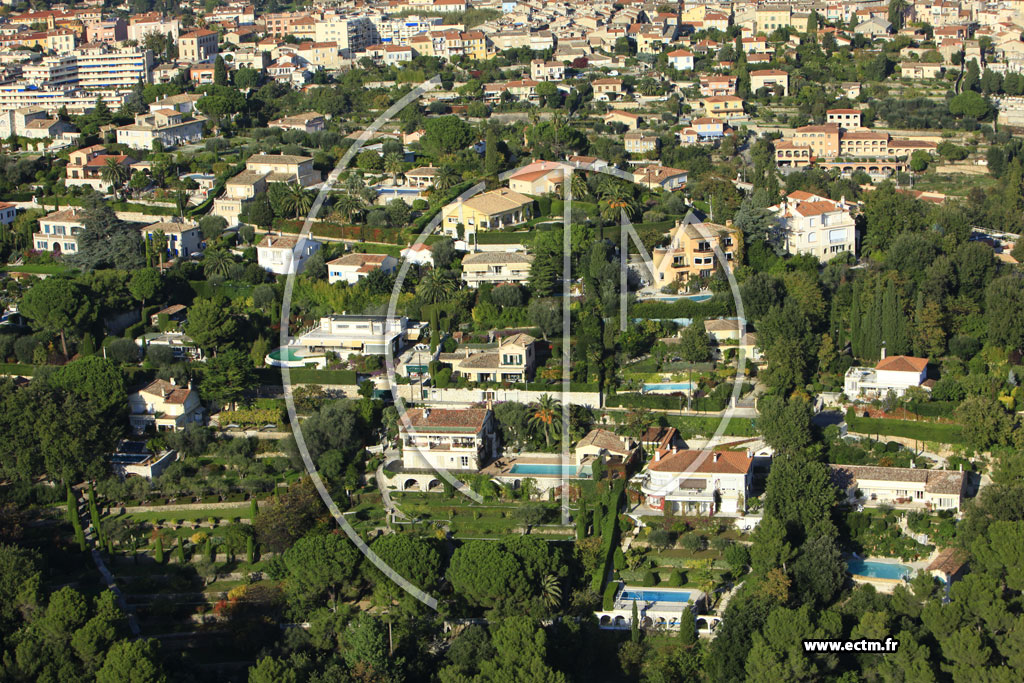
274,218,404,244
256,367,359,386
632,296,734,320
845,412,965,444
607,385,751,412
590,480,625,594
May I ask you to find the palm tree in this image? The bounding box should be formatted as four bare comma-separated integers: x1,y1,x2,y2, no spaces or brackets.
101,158,129,194
384,151,404,185
432,166,459,193
540,574,562,608
417,268,455,305
334,192,366,224
600,182,638,223
529,394,561,449
282,184,314,219
571,172,589,200
202,249,233,278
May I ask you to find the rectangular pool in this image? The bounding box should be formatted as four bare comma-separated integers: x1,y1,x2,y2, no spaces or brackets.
643,382,693,393
848,559,912,580
509,463,582,476
620,588,693,603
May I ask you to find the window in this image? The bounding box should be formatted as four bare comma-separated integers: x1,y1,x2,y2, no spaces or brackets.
460,456,469,467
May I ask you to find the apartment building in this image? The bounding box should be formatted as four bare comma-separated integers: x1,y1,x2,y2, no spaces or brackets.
127,13,181,42
826,108,862,129
179,29,218,63
769,191,857,261
0,86,125,115
85,19,127,44
312,16,379,57
702,95,745,119
698,75,737,97
399,407,498,472
33,207,85,254
21,46,153,88
461,251,534,288
651,220,740,286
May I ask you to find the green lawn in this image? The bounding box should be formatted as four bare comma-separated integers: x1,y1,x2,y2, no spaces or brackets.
1,264,76,275
846,415,964,445
110,505,253,525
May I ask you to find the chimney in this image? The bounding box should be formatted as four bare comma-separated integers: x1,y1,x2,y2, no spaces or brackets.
169,377,176,386
423,408,431,419
880,342,887,360
725,219,733,227
654,449,662,462
713,452,720,462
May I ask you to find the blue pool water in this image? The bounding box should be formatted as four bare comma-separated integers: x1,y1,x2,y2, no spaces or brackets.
643,382,693,393
659,294,713,303
848,559,912,580
376,187,422,196
509,464,581,476
620,589,693,604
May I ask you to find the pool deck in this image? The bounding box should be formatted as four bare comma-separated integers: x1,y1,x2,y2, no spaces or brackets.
849,556,926,593
615,586,704,613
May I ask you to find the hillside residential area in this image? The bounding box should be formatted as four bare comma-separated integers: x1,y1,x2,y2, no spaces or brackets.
2,0,1024,681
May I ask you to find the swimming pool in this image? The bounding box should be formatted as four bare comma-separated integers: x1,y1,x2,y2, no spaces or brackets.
848,559,912,580
643,382,693,393
376,187,423,196
509,463,583,476
620,588,693,604
659,294,713,303
268,347,307,362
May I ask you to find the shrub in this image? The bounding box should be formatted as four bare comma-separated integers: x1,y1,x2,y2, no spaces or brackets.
613,547,626,571
643,570,658,586
602,582,618,610
668,570,685,587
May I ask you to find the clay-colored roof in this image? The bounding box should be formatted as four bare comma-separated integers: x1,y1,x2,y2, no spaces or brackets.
403,407,489,433
927,547,968,575
649,449,752,474
828,464,964,494
876,355,928,373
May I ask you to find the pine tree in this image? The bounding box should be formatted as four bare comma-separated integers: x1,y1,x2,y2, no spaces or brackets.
214,56,228,86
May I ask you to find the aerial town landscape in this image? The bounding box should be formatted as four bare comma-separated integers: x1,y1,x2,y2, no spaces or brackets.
1,0,1023,680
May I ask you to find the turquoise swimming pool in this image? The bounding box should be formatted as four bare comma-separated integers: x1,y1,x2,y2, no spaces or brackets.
620,588,693,604
643,382,694,393
268,347,307,362
848,559,912,580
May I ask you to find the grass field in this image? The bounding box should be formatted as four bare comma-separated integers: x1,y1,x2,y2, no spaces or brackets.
846,415,964,445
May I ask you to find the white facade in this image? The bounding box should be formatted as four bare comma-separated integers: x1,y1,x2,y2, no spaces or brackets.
770,191,857,262
844,354,928,399
256,234,322,275
399,407,498,471
642,448,754,516
326,253,398,285
295,314,414,356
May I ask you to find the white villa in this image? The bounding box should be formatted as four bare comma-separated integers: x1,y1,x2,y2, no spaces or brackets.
642,447,754,515
461,251,534,288
769,191,857,262
830,464,966,511
127,378,203,433
326,252,398,285
844,353,928,399
256,233,322,275
294,314,420,356
399,407,499,472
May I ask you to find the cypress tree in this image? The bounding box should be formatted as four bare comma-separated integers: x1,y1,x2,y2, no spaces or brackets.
177,536,186,564
66,485,77,523
73,518,87,551
631,599,641,643
249,498,258,521
881,278,911,356
88,484,102,541
863,281,884,362
247,536,255,564
849,280,862,358
576,500,588,539
154,536,164,564
205,537,214,563
679,605,697,646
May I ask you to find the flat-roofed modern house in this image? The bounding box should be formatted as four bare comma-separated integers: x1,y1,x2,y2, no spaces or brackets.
829,464,966,511
461,251,534,288
294,314,418,356
642,447,754,515
399,407,499,471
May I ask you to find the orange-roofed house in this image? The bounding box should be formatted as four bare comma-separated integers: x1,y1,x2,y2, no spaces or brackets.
769,191,857,261
128,377,203,432
507,160,566,195
399,407,498,471
844,349,929,399
642,447,755,514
